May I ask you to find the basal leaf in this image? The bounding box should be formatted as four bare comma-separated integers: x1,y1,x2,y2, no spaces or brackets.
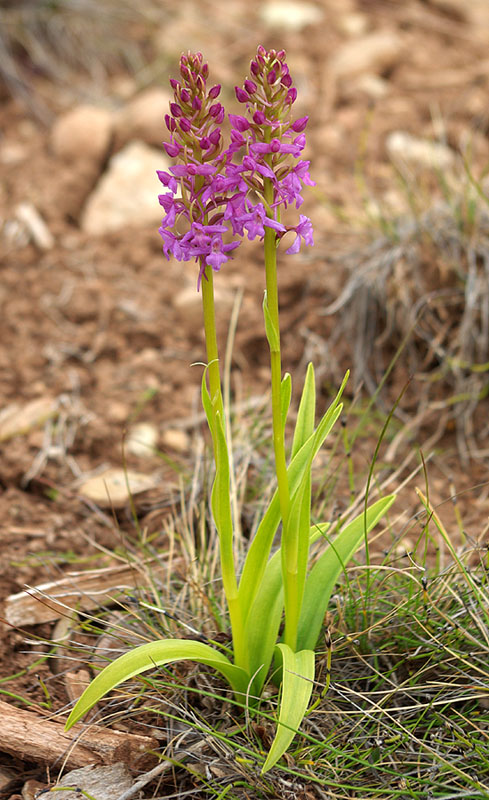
297,495,396,651
261,643,315,773
65,639,249,729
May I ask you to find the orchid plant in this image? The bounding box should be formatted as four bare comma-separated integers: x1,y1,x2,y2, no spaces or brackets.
65,48,395,772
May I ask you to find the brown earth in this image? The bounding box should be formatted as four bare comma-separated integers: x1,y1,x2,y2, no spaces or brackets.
1,0,489,793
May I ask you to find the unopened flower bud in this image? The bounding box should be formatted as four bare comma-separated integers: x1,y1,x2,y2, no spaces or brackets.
192,96,202,111
200,136,211,150
178,118,192,133
170,102,183,117
291,116,308,133
229,114,250,132
253,110,266,125
235,87,249,103
244,79,257,95
165,114,176,132
180,88,190,103
209,128,221,145
267,69,277,85
285,88,297,105
208,84,221,99
164,141,181,157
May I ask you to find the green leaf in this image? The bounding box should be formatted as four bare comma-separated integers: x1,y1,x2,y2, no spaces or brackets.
243,548,283,696
297,495,396,651
261,644,315,773
243,524,328,697
65,639,249,730
291,363,315,459
239,376,348,621
263,292,280,352
280,373,292,430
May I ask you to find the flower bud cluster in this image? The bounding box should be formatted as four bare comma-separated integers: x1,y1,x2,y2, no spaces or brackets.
158,48,315,286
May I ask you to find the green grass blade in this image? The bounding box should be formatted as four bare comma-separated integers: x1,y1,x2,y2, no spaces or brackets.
291,362,315,459
261,643,315,773
65,639,249,729
297,495,396,651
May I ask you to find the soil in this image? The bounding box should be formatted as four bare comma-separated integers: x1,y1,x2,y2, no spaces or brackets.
1,0,489,794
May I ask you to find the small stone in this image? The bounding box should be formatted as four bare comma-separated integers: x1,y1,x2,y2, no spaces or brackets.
330,31,402,79
337,12,369,36
15,202,54,250
114,88,172,149
77,467,160,508
50,764,132,800
260,1,324,30
161,428,190,453
0,397,57,442
126,422,158,457
64,668,91,703
22,779,45,800
50,105,113,164
81,141,168,235
386,131,455,170
343,74,389,100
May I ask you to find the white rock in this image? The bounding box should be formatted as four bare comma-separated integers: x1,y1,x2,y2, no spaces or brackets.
260,1,324,30
386,131,455,170
126,422,158,457
330,31,402,79
15,202,54,250
81,141,168,234
114,87,171,149
0,397,57,441
50,764,132,800
50,105,113,164
77,467,160,508
161,427,190,453
337,12,369,37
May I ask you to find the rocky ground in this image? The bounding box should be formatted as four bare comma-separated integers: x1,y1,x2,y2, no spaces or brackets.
1,0,489,795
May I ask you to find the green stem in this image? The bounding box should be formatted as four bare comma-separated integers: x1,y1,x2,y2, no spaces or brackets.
201,264,224,419
264,183,290,531
200,261,247,673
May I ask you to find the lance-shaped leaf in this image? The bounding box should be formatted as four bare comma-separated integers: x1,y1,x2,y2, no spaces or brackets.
239,374,348,621
65,639,249,729
297,495,396,652
291,362,315,459
261,643,315,773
